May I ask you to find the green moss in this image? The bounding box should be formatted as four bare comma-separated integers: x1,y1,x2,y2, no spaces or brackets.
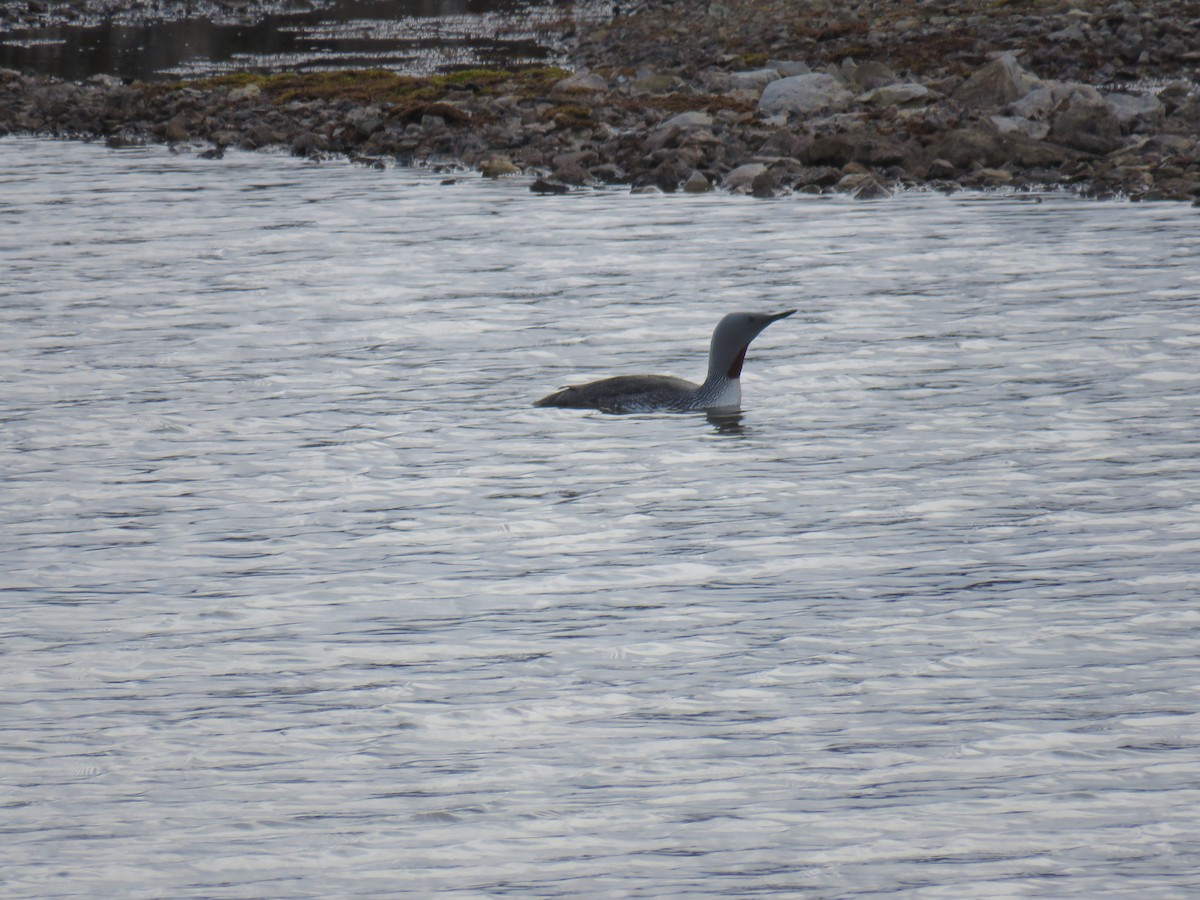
737,52,769,70
184,66,567,105
549,104,592,128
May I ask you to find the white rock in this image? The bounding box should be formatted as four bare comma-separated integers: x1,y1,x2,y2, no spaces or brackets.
861,83,931,108
757,73,854,115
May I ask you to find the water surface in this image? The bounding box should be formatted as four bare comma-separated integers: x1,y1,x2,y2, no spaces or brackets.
2,138,1199,897
0,0,596,80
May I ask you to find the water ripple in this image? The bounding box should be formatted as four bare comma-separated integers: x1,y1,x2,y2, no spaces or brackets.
2,137,1199,897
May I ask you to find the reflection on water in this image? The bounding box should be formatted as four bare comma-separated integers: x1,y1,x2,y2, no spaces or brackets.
2,138,1200,897
0,0,598,80
706,410,746,434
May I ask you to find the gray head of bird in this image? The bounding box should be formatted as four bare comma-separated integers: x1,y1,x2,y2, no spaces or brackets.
708,309,796,380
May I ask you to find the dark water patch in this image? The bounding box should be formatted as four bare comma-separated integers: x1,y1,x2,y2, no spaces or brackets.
0,0,587,81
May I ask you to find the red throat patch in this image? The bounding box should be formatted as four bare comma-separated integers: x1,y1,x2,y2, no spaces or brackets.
727,345,748,378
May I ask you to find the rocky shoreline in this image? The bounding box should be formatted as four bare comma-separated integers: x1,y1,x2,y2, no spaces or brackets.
4,0,1200,200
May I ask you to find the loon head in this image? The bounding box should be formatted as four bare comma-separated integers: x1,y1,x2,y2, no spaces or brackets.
708,309,796,380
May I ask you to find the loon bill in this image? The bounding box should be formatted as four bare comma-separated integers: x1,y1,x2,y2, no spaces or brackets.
535,310,796,413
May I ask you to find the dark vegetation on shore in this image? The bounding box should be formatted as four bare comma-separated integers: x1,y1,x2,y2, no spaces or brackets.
4,0,1200,200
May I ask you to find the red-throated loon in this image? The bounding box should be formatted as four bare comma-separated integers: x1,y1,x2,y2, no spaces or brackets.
535,310,795,413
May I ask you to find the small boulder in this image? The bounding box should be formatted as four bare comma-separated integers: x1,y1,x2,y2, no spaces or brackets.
1050,101,1124,154
751,168,783,198
838,173,892,199
164,116,189,143
954,54,1040,110
682,170,712,193
1104,91,1165,133
530,178,570,194
228,83,262,102
347,106,383,138
727,68,780,92
759,129,805,157
861,83,931,108
723,162,768,190
758,73,854,115
989,115,1050,140
1009,85,1057,120
924,126,1077,170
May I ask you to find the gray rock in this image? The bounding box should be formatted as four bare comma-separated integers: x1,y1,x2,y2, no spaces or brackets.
1048,21,1087,43
242,124,285,149
843,60,899,91
989,114,1050,140
768,60,810,77
1050,101,1124,154
589,163,627,184
727,68,780,92
643,124,682,153
838,173,892,199
861,83,931,108
291,131,324,156
723,162,768,190
924,126,1077,170
758,129,805,157
757,73,854,115
551,71,608,95
1157,81,1192,115
662,110,713,130
530,178,570,194
803,129,911,168
1055,83,1104,107
347,106,382,138
954,54,1040,110
751,168,783,198
632,73,683,95
1009,86,1057,120
1104,91,1165,132
553,150,598,171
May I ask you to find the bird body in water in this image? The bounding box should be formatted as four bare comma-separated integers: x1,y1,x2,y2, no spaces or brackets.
535,310,795,413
